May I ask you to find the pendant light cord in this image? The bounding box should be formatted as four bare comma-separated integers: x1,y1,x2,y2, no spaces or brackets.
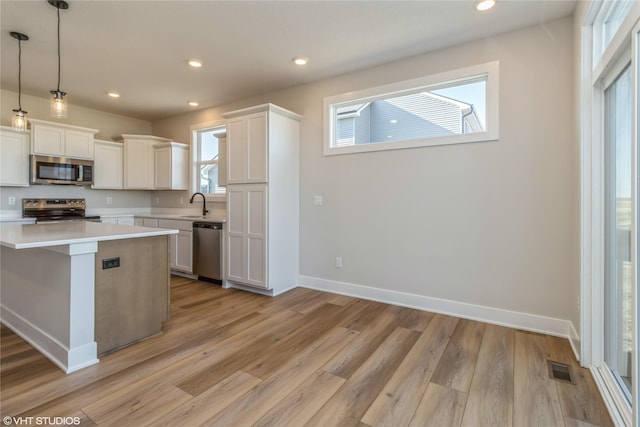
56,4,61,92
17,38,23,110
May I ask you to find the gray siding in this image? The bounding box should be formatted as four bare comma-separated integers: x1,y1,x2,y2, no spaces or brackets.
336,92,480,146
369,100,454,143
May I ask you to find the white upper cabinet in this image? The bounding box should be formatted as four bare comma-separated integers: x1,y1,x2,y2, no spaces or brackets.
93,140,123,189
29,118,97,160
225,112,268,184
154,142,189,190
0,127,30,187
119,134,171,190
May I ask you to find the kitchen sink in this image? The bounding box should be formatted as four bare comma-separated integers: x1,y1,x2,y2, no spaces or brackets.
181,215,208,219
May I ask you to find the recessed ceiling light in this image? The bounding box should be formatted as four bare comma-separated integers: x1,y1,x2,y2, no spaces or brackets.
390,119,397,124
107,92,120,98
188,59,202,68
188,101,199,107
292,56,308,66
476,0,496,11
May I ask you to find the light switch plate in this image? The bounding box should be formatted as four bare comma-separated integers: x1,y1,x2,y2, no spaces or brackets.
8,197,15,206
313,195,323,206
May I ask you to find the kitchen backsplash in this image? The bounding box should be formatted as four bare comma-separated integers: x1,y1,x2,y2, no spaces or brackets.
0,186,152,211
0,186,227,216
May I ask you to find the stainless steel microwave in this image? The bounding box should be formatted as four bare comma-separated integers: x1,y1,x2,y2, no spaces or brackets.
30,155,94,186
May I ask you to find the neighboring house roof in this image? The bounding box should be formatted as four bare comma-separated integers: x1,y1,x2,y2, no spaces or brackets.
336,103,371,118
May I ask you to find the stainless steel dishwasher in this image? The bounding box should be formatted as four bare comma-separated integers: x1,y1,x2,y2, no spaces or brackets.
192,222,223,283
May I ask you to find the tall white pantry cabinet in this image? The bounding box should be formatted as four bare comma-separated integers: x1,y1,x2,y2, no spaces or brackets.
222,104,300,295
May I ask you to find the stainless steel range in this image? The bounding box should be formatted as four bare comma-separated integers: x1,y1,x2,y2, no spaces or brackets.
22,198,101,224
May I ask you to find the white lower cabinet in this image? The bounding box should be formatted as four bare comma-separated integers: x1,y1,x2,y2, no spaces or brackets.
175,231,193,272
118,217,135,226
101,216,134,225
143,218,158,228
158,219,193,273
133,217,193,273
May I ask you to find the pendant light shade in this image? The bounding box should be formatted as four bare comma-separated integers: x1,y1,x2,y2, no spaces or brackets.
50,90,67,118
49,0,69,119
10,31,29,132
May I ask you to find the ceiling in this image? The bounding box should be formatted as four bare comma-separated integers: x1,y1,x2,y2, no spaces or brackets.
1,1,576,122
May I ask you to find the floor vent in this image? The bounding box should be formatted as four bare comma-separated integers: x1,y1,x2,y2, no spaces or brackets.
548,360,574,384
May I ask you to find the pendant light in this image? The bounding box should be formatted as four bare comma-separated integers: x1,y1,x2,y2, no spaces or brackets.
10,32,29,132
49,0,69,119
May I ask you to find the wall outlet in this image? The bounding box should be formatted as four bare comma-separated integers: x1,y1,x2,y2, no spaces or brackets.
155,196,160,204
335,257,343,268
102,257,120,269
180,197,184,204
313,195,323,206
106,197,113,205
8,197,16,206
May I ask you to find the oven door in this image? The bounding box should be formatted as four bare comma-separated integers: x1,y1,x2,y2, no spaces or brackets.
30,155,94,185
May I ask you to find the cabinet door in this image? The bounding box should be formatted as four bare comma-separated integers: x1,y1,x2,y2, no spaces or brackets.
154,146,172,189
125,140,152,189
245,186,267,287
227,188,245,282
175,231,193,272
117,217,135,226
0,130,29,186
93,142,123,189
226,117,246,184
32,124,64,156
225,184,267,288
143,218,159,228
65,130,94,159
246,112,268,183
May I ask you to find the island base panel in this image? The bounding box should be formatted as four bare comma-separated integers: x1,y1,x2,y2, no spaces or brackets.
94,235,170,355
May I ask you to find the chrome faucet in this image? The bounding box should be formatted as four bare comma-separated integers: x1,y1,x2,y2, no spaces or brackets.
189,192,208,217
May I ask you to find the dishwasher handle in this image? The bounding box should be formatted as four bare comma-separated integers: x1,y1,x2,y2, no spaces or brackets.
193,222,223,230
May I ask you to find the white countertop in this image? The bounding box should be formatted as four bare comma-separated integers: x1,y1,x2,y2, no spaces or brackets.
132,213,226,223
1,222,178,249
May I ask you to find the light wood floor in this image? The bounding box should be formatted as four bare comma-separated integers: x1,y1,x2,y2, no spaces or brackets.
1,276,612,426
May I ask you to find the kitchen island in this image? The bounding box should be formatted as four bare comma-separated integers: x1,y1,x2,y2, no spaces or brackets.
0,222,178,373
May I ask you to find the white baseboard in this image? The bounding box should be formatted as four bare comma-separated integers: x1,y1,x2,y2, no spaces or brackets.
1,305,98,374
298,275,581,360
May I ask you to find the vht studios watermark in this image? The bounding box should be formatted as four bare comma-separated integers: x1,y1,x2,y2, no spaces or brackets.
2,416,81,426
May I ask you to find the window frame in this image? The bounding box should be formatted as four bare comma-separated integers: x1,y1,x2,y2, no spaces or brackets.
323,61,499,156
190,120,226,202
581,2,640,426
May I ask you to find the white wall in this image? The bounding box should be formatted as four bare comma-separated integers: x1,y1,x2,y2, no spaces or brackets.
1,89,151,140
154,17,578,331
0,90,153,212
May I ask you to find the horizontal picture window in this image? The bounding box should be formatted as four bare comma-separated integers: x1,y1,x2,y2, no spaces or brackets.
324,61,499,155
